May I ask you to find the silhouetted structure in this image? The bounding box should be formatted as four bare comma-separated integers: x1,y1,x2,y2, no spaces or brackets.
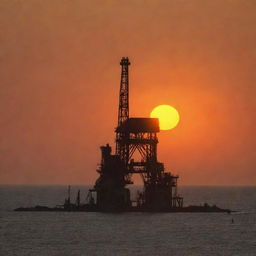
14,57,231,214
92,57,183,211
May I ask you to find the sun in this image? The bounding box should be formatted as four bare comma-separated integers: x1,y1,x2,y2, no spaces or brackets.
150,105,180,130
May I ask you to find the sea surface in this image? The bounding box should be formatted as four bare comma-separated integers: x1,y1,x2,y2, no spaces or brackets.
0,185,255,256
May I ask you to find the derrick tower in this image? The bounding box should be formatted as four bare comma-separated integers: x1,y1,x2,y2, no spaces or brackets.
116,57,130,165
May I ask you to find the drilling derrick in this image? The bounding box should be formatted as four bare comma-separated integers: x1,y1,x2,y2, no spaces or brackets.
116,57,130,165
117,57,130,126
93,57,183,212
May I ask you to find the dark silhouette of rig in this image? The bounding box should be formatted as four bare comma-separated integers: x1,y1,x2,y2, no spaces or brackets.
15,57,231,213
88,57,183,211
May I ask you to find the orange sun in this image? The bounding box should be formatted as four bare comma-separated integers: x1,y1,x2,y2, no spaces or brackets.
150,105,180,130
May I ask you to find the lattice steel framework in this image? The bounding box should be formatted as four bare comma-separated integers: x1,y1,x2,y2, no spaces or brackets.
116,57,130,165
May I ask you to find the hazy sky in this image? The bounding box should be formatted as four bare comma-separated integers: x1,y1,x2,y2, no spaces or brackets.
0,0,255,185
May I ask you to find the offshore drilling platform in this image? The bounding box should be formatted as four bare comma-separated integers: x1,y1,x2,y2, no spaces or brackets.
15,57,230,213
88,57,183,211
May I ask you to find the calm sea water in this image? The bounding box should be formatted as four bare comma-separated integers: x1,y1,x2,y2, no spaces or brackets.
0,185,256,255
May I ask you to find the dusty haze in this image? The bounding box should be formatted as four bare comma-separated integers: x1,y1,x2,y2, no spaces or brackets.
0,0,255,185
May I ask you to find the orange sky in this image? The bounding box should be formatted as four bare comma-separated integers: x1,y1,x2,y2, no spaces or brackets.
0,0,255,185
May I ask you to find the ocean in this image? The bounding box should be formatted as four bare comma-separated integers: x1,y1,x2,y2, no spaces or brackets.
0,185,255,255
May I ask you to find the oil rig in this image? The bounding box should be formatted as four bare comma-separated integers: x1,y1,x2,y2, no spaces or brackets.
15,57,231,213
88,57,183,211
